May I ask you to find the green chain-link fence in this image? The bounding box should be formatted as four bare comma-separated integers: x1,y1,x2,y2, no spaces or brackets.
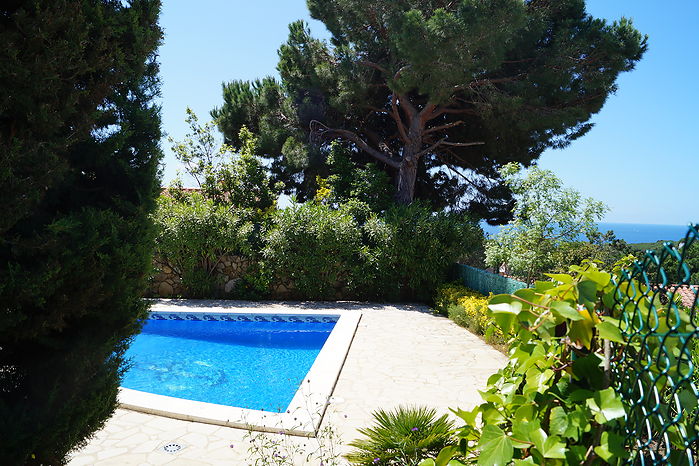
456,264,528,295
609,224,698,465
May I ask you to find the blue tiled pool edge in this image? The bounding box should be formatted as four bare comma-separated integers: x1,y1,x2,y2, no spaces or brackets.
149,311,339,324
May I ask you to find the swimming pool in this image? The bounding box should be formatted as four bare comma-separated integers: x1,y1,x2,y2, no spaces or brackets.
119,304,360,435
123,317,335,411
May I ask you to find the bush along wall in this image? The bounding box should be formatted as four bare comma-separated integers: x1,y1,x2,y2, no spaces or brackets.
149,198,483,302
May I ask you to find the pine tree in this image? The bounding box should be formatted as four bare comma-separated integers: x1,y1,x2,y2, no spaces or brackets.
0,1,162,463
213,0,646,222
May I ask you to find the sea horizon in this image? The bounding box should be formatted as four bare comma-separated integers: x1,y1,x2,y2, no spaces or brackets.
481,221,695,244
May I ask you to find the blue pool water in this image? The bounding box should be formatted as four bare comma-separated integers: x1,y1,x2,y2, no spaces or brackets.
122,318,335,412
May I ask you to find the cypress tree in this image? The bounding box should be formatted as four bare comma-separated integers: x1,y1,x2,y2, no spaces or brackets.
0,1,162,463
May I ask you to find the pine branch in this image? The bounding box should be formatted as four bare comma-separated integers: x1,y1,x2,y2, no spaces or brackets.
310,120,400,168
440,141,485,147
391,94,410,143
424,120,464,135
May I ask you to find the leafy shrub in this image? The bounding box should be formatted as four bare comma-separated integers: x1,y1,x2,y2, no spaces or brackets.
152,193,250,297
232,264,274,301
433,284,504,345
485,163,607,284
434,261,698,465
357,203,483,301
345,406,456,466
263,202,362,300
169,110,281,216
262,201,482,302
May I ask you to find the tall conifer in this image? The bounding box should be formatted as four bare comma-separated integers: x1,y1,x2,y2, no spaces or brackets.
213,0,646,221
0,1,162,463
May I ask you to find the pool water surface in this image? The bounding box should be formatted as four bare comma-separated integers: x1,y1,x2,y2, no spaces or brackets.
122,319,335,412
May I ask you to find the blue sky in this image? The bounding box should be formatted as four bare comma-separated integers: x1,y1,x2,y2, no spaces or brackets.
157,0,698,226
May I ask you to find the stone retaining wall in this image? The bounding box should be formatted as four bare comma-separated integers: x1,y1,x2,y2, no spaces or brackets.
147,254,252,298
147,255,303,299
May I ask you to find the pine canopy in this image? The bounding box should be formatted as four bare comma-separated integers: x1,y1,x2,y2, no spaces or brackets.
213,0,646,221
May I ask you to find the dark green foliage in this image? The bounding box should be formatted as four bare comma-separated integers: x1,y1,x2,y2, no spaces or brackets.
263,202,363,300
345,406,456,466
261,201,482,301
369,203,483,301
631,239,699,285
153,194,251,298
321,142,394,213
213,0,646,221
0,1,162,463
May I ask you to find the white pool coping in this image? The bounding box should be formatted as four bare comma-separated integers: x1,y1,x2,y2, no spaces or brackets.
118,305,361,436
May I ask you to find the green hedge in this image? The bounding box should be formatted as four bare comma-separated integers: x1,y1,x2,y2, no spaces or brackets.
154,196,484,302
261,201,483,301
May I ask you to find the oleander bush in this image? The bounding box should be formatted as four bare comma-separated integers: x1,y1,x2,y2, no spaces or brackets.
261,201,482,301
262,201,363,300
153,193,254,297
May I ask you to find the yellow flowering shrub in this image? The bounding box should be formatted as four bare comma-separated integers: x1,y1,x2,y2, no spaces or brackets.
434,283,504,345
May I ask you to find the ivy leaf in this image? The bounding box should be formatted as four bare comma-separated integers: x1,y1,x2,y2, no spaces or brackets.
594,431,628,461
514,404,536,423
596,320,625,343
572,353,605,390
550,301,584,321
569,308,597,349
451,407,479,426
544,273,573,284
434,446,458,466
477,425,514,466
548,406,569,437
480,404,506,425
524,367,554,395
419,460,436,466
534,281,555,292
679,388,699,412
577,280,598,307
563,407,589,441
542,436,567,459
513,288,537,304
587,388,626,423
488,295,523,315
512,419,539,449
579,270,611,286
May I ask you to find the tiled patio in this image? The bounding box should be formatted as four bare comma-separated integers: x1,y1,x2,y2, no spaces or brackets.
68,300,507,465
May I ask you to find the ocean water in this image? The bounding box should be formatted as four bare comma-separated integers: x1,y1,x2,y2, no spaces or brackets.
122,319,334,412
481,222,691,244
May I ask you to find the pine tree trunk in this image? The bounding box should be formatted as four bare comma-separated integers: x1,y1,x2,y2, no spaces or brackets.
396,157,417,205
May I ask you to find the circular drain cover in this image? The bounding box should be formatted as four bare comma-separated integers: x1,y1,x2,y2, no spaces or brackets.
162,443,184,454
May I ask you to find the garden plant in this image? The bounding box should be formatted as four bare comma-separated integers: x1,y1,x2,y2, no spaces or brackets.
427,258,698,465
